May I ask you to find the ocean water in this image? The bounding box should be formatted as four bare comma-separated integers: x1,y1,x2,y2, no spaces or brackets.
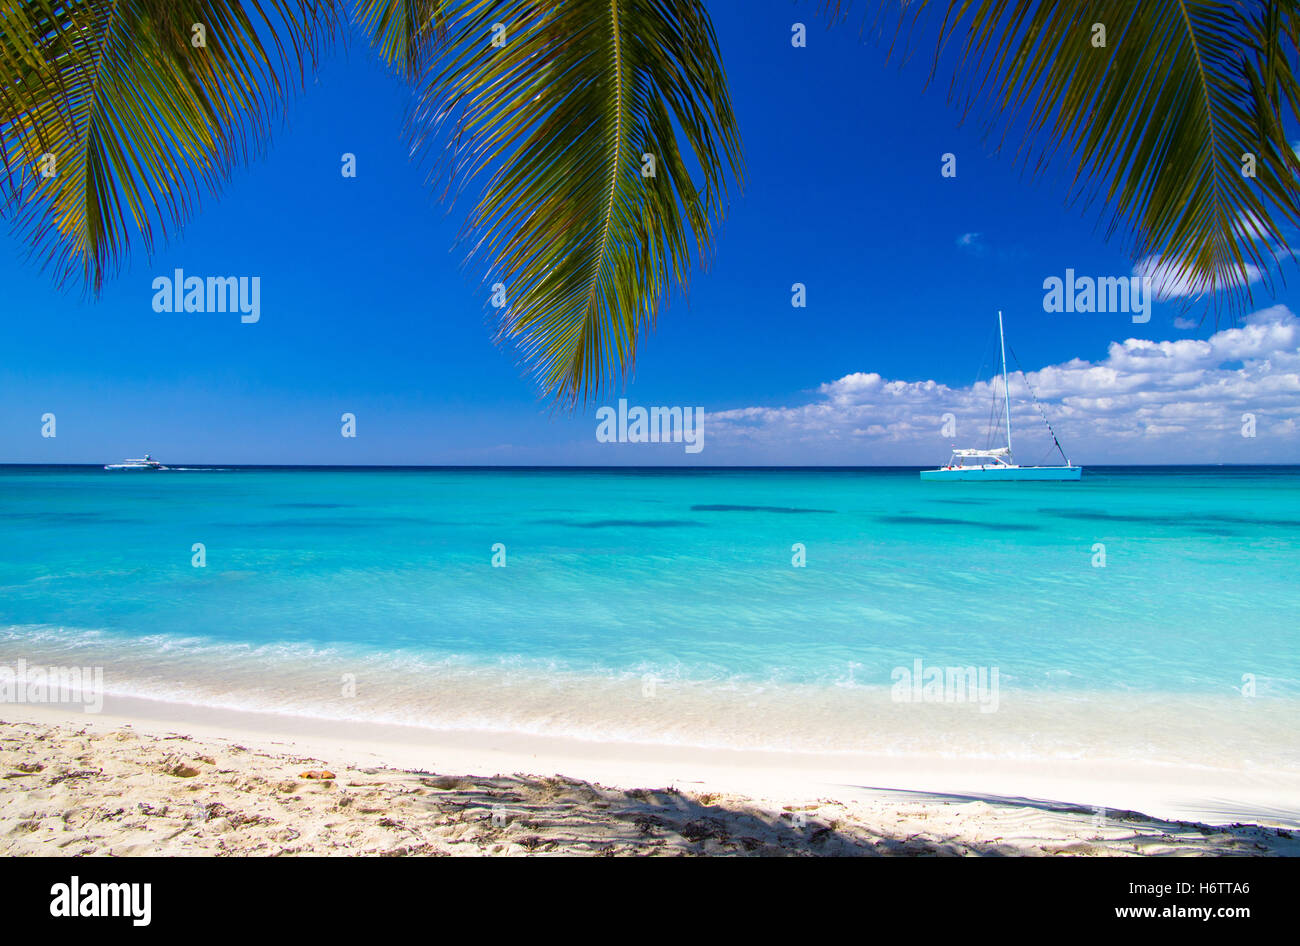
1,466,1297,769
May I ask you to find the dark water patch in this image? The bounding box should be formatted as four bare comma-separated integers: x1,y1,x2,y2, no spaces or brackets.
533,518,705,529
878,515,1040,531
1042,509,1173,524
1041,508,1300,528
261,519,368,529
258,516,435,529
691,504,834,514
0,511,141,524
1200,513,1300,528
273,502,351,509
933,499,990,505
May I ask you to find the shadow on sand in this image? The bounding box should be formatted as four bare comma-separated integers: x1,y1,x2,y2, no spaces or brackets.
385,774,1298,856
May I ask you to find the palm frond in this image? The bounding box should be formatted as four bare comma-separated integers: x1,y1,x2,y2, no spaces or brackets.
413,0,743,405
0,0,339,292
822,0,1300,315
355,0,447,77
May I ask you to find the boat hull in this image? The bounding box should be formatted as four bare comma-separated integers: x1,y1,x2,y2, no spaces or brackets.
920,466,1081,481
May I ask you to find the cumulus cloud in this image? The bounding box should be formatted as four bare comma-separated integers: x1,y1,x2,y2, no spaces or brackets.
1132,254,1263,300
1133,212,1296,301
708,306,1300,464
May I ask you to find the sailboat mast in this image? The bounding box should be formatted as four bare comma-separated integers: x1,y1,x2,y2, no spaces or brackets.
998,311,1013,457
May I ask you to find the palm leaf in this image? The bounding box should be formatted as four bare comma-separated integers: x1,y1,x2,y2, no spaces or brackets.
822,0,1300,316
408,0,742,405
355,0,447,77
0,0,339,292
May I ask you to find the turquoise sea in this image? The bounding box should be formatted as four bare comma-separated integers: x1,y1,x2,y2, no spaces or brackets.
2,466,1298,769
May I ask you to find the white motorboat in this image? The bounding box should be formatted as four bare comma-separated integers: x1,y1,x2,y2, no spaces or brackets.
104,454,168,471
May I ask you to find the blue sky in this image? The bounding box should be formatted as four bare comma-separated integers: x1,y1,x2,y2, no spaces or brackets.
2,1,1298,465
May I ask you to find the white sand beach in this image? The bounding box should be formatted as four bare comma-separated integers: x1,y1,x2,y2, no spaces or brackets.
2,696,1297,856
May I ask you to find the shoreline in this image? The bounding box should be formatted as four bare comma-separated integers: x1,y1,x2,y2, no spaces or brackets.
4,631,1296,774
3,695,1299,855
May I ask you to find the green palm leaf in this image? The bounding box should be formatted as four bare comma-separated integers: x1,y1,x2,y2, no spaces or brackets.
355,0,446,76
0,0,338,292
406,0,742,405
824,0,1300,315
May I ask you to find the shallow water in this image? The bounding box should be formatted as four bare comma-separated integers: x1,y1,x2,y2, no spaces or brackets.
1,466,1296,769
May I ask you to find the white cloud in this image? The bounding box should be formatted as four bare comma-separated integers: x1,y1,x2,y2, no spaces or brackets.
1132,254,1263,300
954,232,988,258
708,306,1300,464
1134,213,1296,301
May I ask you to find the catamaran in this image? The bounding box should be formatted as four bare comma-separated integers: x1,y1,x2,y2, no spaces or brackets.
104,454,168,471
921,312,1081,481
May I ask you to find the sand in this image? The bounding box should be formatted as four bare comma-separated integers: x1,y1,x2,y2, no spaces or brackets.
2,707,1297,856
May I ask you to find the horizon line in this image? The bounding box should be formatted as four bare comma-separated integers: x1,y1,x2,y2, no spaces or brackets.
4,463,1299,471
